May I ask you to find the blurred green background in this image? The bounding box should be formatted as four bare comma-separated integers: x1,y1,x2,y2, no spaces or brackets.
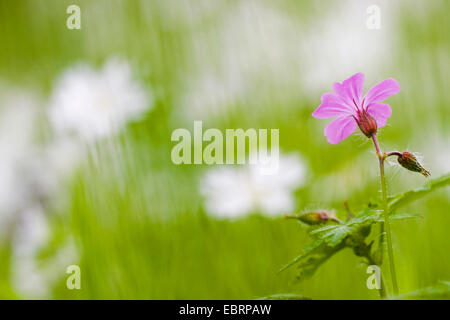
0,0,448,299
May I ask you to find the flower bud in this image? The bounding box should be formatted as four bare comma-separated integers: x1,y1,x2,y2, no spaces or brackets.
355,109,378,138
287,211,341,225
397,152,430,177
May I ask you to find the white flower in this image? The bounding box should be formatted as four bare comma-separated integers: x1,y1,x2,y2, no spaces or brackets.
49,58,152,141
0,87,80,298
11,206,78,299
200,152,306,218
0,88,81,235
0,89,42,235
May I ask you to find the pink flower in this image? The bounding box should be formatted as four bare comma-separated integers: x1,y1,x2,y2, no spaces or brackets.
312,73,401,144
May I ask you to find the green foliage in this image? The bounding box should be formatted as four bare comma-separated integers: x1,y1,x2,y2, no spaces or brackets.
388,173,450,212
280,209,378,278
283,173,450,291
385,212,422,221
391,281,450,300
278,239,323,273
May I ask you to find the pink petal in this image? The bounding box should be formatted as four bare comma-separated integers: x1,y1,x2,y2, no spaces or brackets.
333,82,354,109
366,103,392,128
312,93,355,119
364,78,400,104
342,73,365,104
333,73,365,109
324,116,357,144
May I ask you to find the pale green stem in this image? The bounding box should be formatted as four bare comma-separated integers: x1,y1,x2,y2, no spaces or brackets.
371,133,399,296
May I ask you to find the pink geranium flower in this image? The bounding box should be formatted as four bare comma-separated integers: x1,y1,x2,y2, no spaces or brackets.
312,73,401,144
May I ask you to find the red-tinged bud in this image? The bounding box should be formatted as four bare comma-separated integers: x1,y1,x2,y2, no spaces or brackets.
397,152,430,177
286,211,342,225
354,109,377,138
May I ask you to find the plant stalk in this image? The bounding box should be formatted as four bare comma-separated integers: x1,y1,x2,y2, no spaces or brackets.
371,133,399,296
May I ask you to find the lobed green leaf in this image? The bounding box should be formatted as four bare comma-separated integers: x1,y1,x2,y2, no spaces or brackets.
390,281,450,300
381,212,422,222
278,239,323,273
388,173,450,212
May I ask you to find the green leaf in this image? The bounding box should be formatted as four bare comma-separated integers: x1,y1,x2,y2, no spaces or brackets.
379,212,423,222
278,237,347,280
390,281,450,300
256,293,311,300
282,206,409,281
321,225,352,246
309,224,340,235
294,242,346,280
278,239,323,273
389,173,450,212
349,212,381,225
311,210,379,246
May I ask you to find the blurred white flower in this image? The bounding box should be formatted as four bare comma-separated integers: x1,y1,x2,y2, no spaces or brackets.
49,58,152,141
200,151,306,218
0,88,80,233
0,86,80,298
11,206,79,299
0,89,42,235
10,206,50,298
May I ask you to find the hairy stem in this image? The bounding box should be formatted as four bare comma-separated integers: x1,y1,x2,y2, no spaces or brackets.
371,134,399,296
